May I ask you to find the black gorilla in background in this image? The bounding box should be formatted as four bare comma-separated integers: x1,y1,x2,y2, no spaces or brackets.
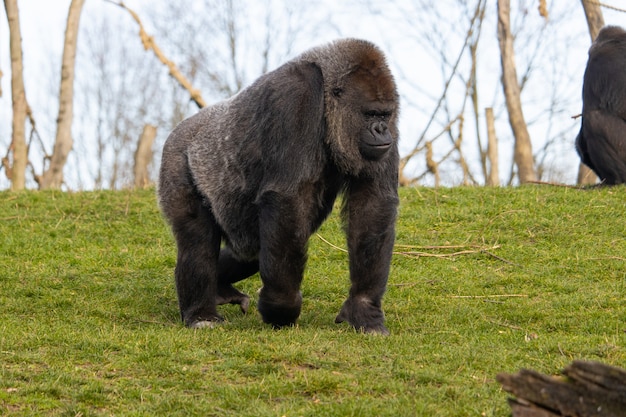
576,25,626,184
158,39,399,334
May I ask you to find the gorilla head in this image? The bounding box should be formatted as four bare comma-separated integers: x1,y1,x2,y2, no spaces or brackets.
313,42,398,169
158,39,399,334
576,25,626,184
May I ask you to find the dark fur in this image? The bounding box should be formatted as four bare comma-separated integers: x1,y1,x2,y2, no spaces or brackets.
158,39,399,334
576,25,626,184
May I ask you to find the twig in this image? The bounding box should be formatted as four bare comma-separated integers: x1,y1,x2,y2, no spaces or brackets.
105,0,206,108
315,233,348,253
585,0,626,13
395,248,494,258
394,245,517,265
317,235,516,265
449,294,527,298
395,244,485,250
134,318,176,326
586,256,626,261
526,180,580,188
482,250,519,266
486,319,523,330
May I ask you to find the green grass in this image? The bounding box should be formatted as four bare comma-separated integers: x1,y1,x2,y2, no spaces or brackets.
1,186,624,416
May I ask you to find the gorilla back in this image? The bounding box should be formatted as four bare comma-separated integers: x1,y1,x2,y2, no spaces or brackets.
158,38,399,334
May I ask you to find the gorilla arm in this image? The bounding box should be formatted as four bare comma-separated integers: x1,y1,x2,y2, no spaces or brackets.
249,61,332,328
256,191,308,328
336,168,399,335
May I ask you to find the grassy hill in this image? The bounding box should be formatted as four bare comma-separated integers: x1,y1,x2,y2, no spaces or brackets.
1,186,624,416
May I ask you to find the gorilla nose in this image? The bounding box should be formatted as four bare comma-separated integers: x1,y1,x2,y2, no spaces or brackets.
373,121,388,135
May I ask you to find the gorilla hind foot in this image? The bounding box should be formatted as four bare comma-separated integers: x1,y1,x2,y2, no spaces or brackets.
335,296,389,335
217,283,250,314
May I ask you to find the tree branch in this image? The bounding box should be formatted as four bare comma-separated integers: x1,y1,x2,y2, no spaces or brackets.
105,0,207,108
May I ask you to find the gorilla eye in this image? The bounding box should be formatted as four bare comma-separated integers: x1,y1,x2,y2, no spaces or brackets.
331,87,343,97
364,110,392,119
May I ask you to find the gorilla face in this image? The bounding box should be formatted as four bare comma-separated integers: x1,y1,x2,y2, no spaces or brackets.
359,108,395,160
328,61,399,167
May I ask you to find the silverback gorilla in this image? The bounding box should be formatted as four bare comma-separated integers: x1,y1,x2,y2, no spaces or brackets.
158,39,399,334
576,25,626,184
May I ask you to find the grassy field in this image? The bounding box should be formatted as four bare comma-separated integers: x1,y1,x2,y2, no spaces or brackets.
0,186,624,416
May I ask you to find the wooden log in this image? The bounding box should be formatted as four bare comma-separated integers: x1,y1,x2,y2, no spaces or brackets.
497,361,626,417
564,360,626,393
507,398,560,417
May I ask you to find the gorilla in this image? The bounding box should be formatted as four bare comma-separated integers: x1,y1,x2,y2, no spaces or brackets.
576,25,626,185
158,39,399,334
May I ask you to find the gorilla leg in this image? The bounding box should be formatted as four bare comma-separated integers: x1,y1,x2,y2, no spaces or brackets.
217,247,259,284
256,192,308,328
336,180,397,335
168,193,223,328
216,247,259,313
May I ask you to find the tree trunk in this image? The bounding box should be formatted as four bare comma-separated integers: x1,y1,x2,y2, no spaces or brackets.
497,0,537,184
576,0,604,186
38,0,85,189
580,0,605,40
3,0,28,191
133,124,157,189
485,107,500,186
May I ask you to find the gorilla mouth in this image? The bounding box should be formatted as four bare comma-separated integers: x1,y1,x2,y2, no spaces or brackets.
362,135,392,149
360,141,392,160
371,143,391,149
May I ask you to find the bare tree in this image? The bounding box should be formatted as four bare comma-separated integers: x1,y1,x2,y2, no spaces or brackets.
5,0,586,189
377,0,580,186
485,107,500,186
38,0,85,189
76,10,165,189
133,124,157,188
576,0,604,185
468,2,489,182
3,0,28,190
398,0,487,186
148,0,313,100
69,0,314,189
105,0,207,109
580,0,605,40
497,0,536,184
